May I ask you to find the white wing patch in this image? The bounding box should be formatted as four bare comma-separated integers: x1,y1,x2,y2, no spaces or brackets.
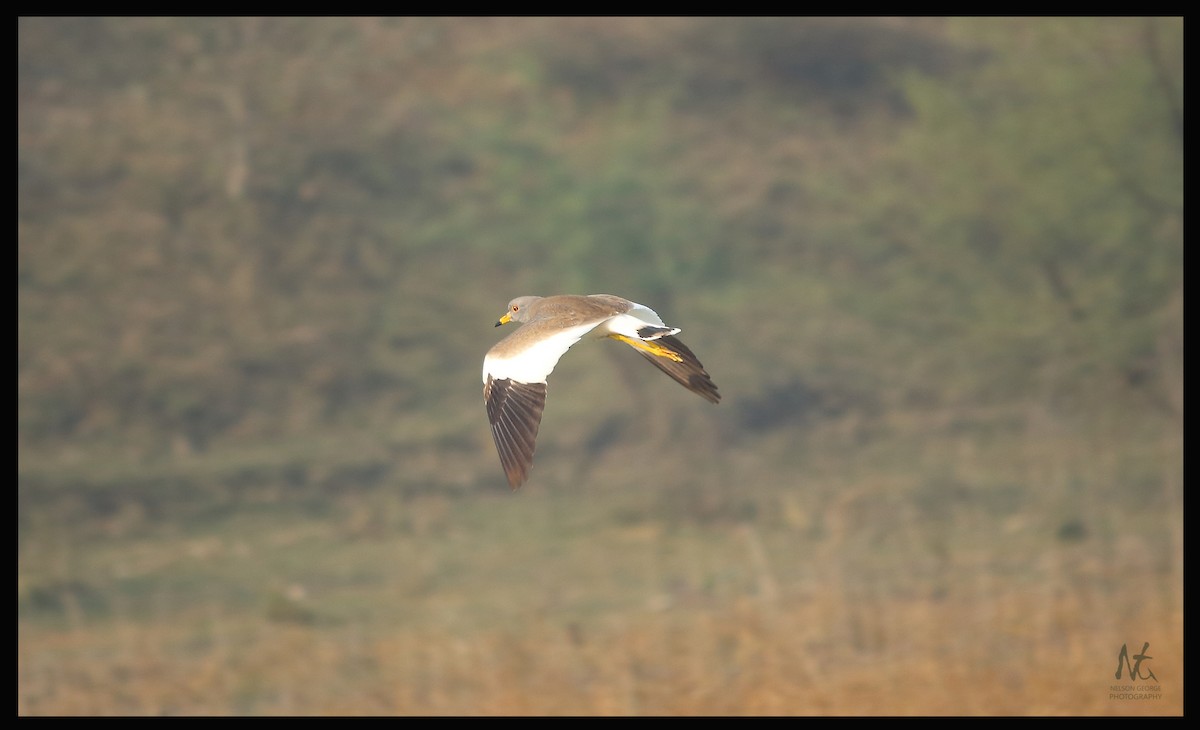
601,302,680,339
624,301,667,326
483,320,602,384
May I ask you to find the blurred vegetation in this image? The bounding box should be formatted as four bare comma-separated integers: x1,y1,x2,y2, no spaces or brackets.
18,18,1182,715
18,17,1181,503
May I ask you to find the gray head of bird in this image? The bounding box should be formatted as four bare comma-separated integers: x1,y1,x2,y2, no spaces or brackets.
495,296,543,327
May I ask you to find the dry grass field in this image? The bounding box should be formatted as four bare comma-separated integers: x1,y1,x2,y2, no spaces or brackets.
17,591,1184,715
19,417,1182,716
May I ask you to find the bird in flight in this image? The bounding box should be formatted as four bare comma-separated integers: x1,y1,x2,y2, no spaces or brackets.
483,294,720,488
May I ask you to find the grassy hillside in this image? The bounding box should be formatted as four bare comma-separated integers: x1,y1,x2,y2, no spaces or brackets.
19,17,1181,715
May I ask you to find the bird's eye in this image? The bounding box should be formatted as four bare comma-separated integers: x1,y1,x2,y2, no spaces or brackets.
512,305,519,312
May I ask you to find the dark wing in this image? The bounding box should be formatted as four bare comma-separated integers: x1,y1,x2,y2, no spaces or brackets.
484,376,548,488
631,335,721,404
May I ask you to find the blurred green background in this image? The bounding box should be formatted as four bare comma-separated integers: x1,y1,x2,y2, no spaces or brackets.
18,17,1181,715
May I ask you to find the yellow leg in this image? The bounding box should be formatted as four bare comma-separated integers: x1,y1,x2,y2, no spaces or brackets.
608,334,684,362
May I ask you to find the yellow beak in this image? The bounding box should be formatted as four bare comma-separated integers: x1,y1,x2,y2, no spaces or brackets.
495,312,513,327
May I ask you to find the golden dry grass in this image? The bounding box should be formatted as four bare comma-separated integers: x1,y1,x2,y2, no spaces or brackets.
18,574,1181,715
19,406,1182,716
19,504,1182,716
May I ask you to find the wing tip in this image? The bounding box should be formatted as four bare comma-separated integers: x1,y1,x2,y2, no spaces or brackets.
633,335,721,404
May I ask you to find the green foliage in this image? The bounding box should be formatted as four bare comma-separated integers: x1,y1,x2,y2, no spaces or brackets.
852,17,1183,410
18,17,1182,508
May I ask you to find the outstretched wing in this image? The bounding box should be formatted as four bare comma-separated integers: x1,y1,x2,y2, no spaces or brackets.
483,320,603,488
626,334,721,404
484,376,547,488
